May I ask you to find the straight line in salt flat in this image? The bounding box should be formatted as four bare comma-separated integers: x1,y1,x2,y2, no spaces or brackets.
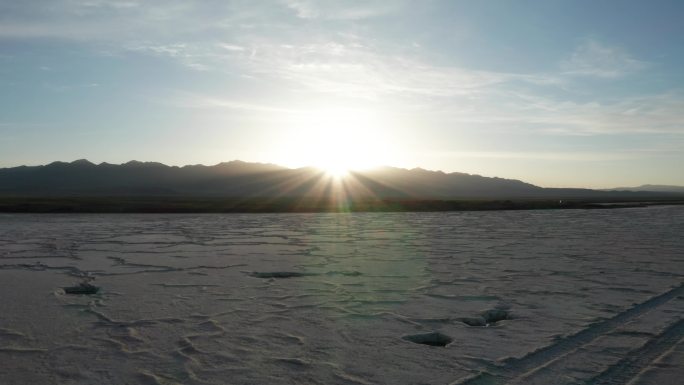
586,318,684,385
452,282,684,385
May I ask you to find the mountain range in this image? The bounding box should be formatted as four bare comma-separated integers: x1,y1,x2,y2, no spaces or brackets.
0,160,681,200
604,185,684,193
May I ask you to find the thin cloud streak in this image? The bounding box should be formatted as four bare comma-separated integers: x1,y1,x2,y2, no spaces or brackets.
170,93,305,114
432,149,680,162
282,0,405,20
561,39,647,78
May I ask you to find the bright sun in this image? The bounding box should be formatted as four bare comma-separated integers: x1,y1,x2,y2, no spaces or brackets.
321,161,350,178
274,107,396,175
306,144,371,178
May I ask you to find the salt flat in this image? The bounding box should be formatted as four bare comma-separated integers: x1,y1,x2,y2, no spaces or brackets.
0,207,682,385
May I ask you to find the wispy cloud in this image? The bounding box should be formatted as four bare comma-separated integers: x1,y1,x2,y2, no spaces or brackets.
156,34,683,137
2,1,680,140
436,89,684,135
124,42,214,70
127,43,188,57
219,44,245,52
561,39,646,78
432,150,664,162
282,0,402,20
241,41,518,100
525,93,684,135
122,36,526,99
170,92,303,114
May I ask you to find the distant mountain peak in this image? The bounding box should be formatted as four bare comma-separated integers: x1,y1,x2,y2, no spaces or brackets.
410,167,445,175
123,160,167,168
71,159,94,166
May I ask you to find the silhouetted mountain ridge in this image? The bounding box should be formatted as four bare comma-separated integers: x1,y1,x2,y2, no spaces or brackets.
604,184,684,193
0,160,679,199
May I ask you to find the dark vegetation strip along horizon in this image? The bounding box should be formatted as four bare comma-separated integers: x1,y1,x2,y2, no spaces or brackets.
0,197,682,213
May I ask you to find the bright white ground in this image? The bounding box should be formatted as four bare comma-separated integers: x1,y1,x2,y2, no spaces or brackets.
0,207,682,384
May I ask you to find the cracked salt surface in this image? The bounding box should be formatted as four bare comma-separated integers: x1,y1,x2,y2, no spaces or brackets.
0,207,683,384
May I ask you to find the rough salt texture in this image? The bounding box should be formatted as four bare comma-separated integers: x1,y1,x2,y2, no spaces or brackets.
0,206,683,384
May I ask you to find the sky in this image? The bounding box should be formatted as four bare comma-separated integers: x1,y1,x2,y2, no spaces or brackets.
1,0,683,188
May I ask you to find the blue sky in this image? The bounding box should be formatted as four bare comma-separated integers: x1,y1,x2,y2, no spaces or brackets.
1,0,683,187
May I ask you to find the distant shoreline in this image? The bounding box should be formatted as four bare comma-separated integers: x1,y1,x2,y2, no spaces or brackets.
1,197,682,214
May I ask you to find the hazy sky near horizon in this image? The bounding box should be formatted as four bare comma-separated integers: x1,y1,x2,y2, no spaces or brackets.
1,0,683,188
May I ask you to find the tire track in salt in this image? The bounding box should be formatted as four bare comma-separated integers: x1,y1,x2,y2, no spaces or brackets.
453,283,684,385
586,318,684,385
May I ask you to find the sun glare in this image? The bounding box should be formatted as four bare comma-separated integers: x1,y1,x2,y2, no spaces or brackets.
273,107,397,174
322,163,349,178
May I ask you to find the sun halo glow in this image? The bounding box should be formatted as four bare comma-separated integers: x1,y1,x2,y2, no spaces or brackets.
274,108,396,176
